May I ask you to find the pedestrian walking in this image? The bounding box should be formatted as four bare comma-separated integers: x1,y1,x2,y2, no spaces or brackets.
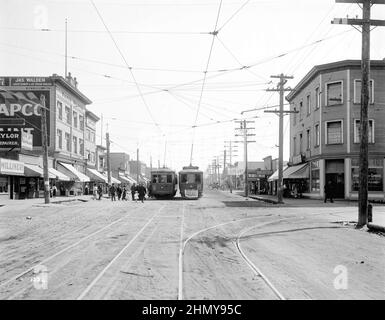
131,183,137,201
117,185,122,200
122,186,127,201
324,180,334,203
137,183,146,203
52,185,57,197
109,184,116,201
93,185,98,200
97,184,103,200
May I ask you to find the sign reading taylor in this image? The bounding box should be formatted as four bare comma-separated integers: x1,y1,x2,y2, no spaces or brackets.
0,127,22,149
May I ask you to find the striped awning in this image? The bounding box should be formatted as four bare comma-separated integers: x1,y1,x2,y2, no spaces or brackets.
57,162,90,182
86,168,108,183
49,168,70,181
24,164,56,179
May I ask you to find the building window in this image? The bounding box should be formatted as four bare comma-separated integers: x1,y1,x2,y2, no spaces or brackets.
306,129,311,150
311,160,320,192
79,115,84,131
326,120,343,144
354,119,374,143
354,79,374,104
65,106,71,125
326,81,343,106
293,137,296,155
57,101,63,120
299,133,303,153
315,124,320,147
315,87,320,109
73,111,78,128
65,132,71,152
57,129,62,149
73,136,77,154
293,105,297,125
352,158,383,191
306,95,311,115
299,101,303,120
86,129,91,141
86,149,90,161
91,152,95,163
79,139,84,156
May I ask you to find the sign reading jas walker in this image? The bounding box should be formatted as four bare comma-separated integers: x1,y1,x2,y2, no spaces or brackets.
0,84,50,147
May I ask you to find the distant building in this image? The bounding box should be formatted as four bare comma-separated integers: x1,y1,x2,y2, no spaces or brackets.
286,59,385,200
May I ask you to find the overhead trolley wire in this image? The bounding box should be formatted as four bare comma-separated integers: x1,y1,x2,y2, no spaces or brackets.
190,0,223,165
90,0,162,134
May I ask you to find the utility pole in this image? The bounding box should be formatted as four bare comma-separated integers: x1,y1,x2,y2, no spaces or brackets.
40,94,50,204
235,120,256,198
137,148,140,184
225,140,238,192
266,74,295,204
106,131,111,184
65,18,68,78
332,0,385,227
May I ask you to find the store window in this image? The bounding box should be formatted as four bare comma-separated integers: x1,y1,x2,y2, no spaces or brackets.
326,81,343,106
0,176,8,193
351,158,383,192
311,161,320,192
326,120,343,144
354,119,374,143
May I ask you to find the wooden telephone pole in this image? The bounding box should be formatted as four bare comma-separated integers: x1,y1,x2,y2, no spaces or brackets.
332,0,385,227
265,74,295,204
40,95,50,204
106,131,111,184
235,120,255,198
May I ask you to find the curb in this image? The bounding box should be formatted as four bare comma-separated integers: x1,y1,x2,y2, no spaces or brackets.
367,223,385,233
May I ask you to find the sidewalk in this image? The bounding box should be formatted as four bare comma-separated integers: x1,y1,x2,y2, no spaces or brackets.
0,195,93,210
231,190,385,233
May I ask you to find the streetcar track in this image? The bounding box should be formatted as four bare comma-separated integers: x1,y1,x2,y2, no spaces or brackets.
77,203,166,300
0,203,150,291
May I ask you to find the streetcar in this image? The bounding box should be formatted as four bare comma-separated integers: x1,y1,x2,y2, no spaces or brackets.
148,168,178,199
178,166,203,199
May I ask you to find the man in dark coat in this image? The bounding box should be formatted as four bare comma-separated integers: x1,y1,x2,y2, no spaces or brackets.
137,183,146,203
131,183,137,201
97,184,103,200
109,184,116,201
324,180,334,203
116,185,122,200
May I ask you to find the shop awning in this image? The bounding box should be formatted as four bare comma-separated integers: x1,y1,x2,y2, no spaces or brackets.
118,174,133,184
283,163,309,179
111,176,121,184
49,168,70,181
24,164,56,179
57,162,90,182
268,166,288,181
86,168,108,183
127,175,138,184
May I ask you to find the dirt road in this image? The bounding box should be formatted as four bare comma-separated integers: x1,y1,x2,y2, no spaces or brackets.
0,190,384,299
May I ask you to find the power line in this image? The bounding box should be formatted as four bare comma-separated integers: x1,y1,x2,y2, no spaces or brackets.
90,0,162,134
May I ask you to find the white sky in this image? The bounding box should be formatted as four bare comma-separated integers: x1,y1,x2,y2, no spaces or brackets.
1,0,385,172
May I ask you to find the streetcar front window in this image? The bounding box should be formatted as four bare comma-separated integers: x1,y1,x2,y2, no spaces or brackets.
187,173,195,183
196,174,201,183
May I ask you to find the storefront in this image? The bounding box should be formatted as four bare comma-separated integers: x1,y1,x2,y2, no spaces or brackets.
0,158,24,200
57,161,90,196
85,168,108,194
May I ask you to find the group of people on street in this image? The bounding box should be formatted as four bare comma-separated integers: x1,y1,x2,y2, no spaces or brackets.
109,183,147,203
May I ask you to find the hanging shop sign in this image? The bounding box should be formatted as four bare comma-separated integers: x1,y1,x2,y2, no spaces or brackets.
0,127,22,149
